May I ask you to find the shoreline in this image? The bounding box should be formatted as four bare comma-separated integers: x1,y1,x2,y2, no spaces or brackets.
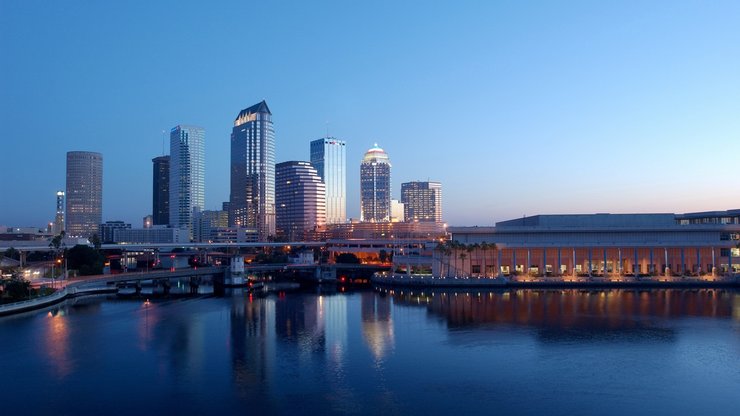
371,275,740,289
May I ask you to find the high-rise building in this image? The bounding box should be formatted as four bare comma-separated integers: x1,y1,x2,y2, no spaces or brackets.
401,181,443,223
360,144,391,222
275,161,326,241
310,137,346,224
152,155,170,225
53,191,65,235
230,100,275,241
66,151,103,238
169,125,205,240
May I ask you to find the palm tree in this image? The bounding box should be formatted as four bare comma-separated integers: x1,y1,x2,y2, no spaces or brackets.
459,250,468,277
480,242,489,277
490,242,497,277
467,243,477,276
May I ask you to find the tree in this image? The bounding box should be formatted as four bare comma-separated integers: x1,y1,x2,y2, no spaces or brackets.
336,253,360,264
3,247,20,261
379,249,389,264
89,233,102,250
66,244,105,276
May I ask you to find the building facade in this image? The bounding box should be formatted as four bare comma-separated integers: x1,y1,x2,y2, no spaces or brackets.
66,151,103,238
436,212,740,279
152,155,170,225
275,161,326,241
194,209,229,243
112,226,189,244
401,181,442,223
169,125,205,240
230,100,275,241
53,191,65,235
310,137,346,224
99,221,131,244
360,144,391,222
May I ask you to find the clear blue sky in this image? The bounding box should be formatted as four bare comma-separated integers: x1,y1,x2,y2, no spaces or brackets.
2,0,739,228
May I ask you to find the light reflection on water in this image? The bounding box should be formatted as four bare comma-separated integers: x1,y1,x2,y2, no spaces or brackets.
1,288,739,415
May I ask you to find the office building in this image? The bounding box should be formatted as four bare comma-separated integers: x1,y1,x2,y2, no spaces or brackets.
194,209,229,243
53,191,65,235
360,144,391,222
170,125,205,240
66,151,103,238
112,226,189,244
391,199,405,222
100,221,131,244
401,181,442,223
310,137,346,224
230,100,275,240
152,155,170,225
276,161,326,241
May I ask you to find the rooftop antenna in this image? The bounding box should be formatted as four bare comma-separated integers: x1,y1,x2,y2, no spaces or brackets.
325,121,330,139
161,130,166,156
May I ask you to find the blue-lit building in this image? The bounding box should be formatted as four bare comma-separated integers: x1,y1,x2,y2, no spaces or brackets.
169,125,205,240
230,100,275,241
310,137,346,224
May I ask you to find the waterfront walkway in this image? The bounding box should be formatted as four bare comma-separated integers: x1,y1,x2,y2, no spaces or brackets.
371,274,740,288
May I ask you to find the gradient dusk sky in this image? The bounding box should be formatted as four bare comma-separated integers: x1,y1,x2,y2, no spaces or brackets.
1,0,739,228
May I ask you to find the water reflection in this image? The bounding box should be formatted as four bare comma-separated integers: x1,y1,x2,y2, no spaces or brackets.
43,310,72,379
361,292,394,363
387,288,736,324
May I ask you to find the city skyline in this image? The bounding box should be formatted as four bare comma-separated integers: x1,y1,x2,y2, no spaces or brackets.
2,1,740,228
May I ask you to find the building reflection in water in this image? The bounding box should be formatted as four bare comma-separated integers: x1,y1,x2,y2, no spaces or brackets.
383,288,738,342
230,292,275,405
361,292,394,363
43,309,72,379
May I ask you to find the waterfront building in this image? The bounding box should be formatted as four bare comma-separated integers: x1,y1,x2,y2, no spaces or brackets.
230,100,275,241
152,155,170,225
53,191,65,235
360,144,391,222
99,221,131,244
435,211,740,279
66,151,103,238
310,137,346,224
325,221,446,240
143,215,153,228
169,125,205,240
112,226,189,244
275,161,326,241
194,209,229,243
401,181,442,223
391,199,404,222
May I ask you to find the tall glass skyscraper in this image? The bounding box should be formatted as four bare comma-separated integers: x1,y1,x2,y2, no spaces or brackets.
66,151,103,238
169,125,205,240
275,161,326,241
152,155,170,225
401,181,443,223
310,137,346,224
230,100,275,241
360,144,391,222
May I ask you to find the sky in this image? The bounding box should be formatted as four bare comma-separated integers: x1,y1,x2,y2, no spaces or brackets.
1,0,740,228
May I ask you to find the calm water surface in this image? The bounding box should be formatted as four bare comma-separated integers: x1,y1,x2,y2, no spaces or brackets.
2,288,740,415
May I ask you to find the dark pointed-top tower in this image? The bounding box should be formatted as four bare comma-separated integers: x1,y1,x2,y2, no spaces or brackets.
230,100,275,240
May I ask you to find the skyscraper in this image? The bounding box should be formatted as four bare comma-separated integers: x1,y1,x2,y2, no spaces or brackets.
310,137,346,224
152,155,170,225
53,191,65,235
275,161,326,241
169,125,205,240
360,144,391,222
401,181,443,223
230,100,275,241
66,151,103,238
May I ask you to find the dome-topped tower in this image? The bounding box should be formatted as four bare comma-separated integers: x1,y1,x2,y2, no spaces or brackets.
360,143,391,222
